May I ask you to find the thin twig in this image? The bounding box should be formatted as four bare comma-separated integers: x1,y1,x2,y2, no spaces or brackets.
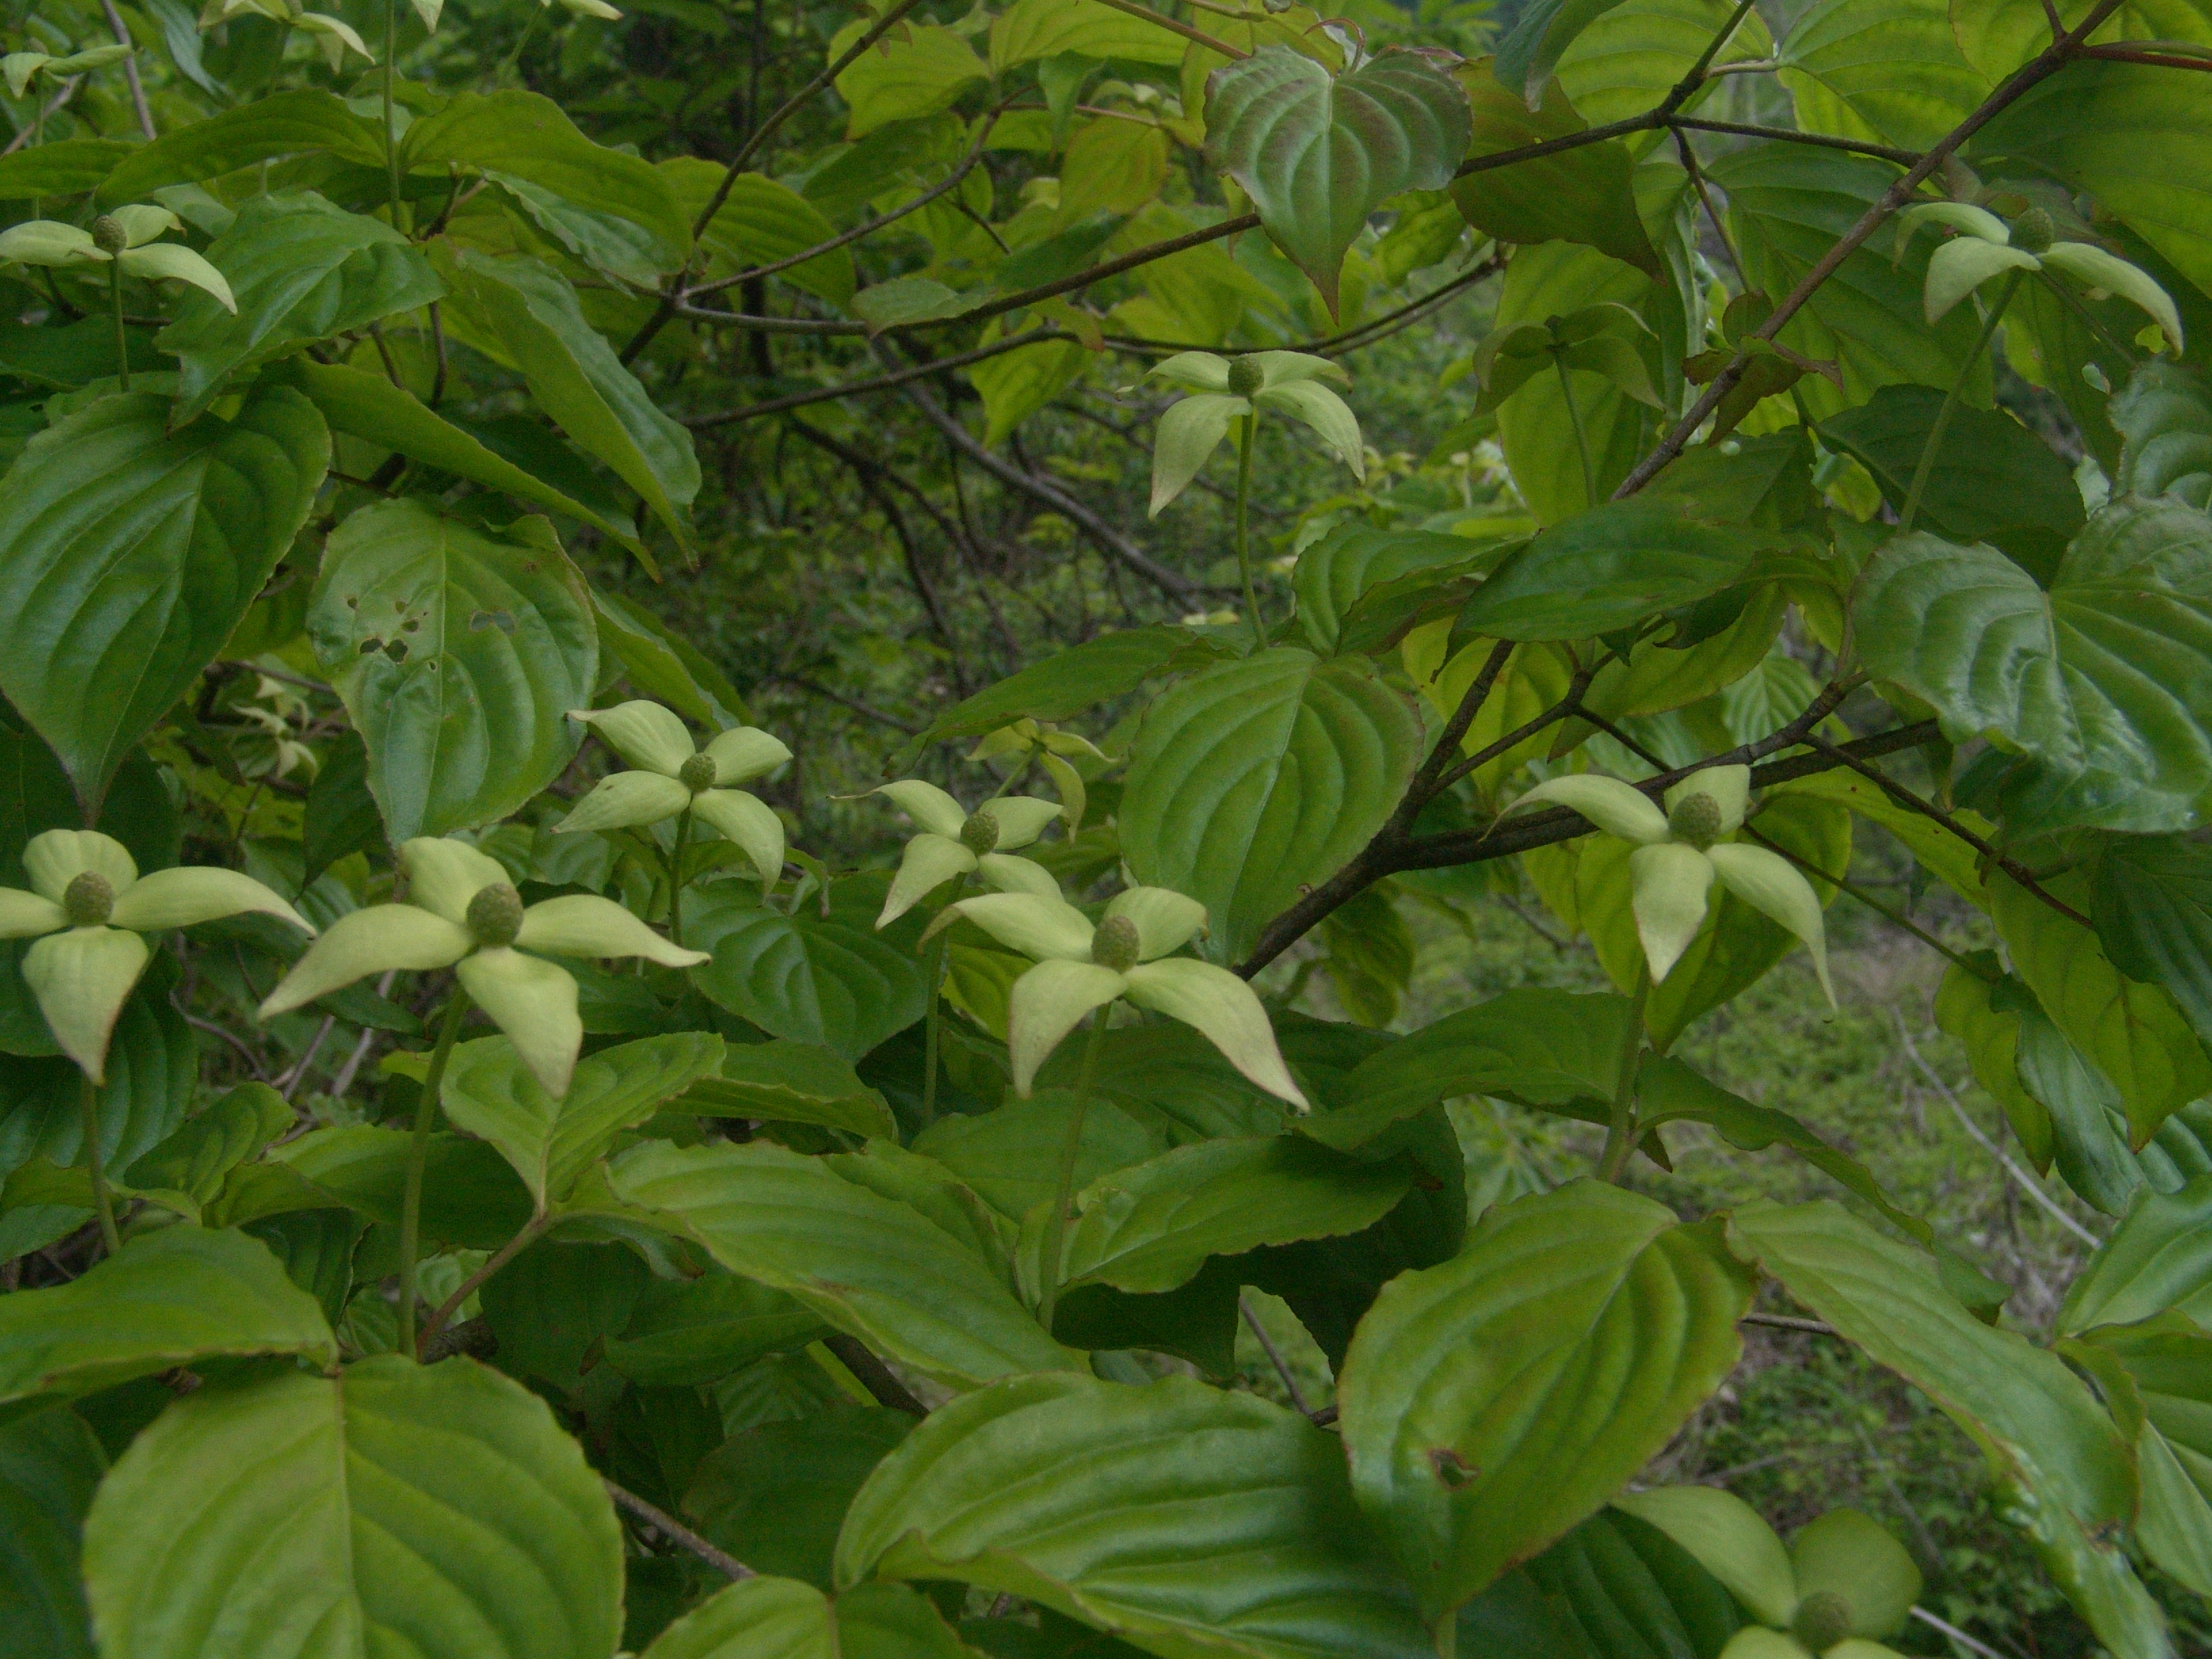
1741,1310,1840,1336
1,78,79,154
762,675,920,733
821,1332,928,1416
1240,1292,1317,1418
99,0,155,140
1912,1606,2012,1659
684,327,1073,428
605,1479,754,1580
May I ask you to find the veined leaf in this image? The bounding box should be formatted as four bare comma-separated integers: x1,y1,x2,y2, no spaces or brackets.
1494,0,1632,106
1547,0,1771,127
437,249,701,554
81,1356,623,1659
990,0,1187,70
0,386,327,817
1295,523,1513,655
593,588,748,725
662,160,857,307
439,1031,725,1212
1454,497,1767,640
1339,1181,1751,1621
1933,959,2055,1171
1452,64,1656,274
914,1092,1168,1220
308,497,598,841
0,1227,335,1420
1028,1134,1413,1298
0,138,136,201
96,90,384,205
836,1372,1433,1658
158,190,443,422
2093,833,2212,1054
1204,46,1471,314
2065,1315,2212,1601
685,1405,914,1588
0,1406,104,1658
1775,0,1986,152
1727,1201,2167,1659
2059,1175,2212,1335
830,20,988,140
609,1138,1079,1389
1857,504,2212,836
687,879,928,1063
602,1271,823,1387
639,1576,987,1659
2114,358,2212,509
1120,647,1422,963
678,1039,899,1141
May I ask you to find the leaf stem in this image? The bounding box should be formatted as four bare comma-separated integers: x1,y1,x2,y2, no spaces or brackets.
416,1211,546,1355
1900,269,2021,534
383,0,404,229
666,806,692,949
920,870,971,1126
109,260,127,392
1597,963,1650,1183
398,985,470,1359
1555,354,1596,508
79,1071,121,1255
1235,412,1263,653
1036,1006,1111,1330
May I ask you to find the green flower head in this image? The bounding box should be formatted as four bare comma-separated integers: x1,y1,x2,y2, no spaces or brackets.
857,780,1065,928
1145,350,1364,516
0,830,312,1082
1503,764,1834,1004
559,700,792,888
0,206,234,312
258,836,706,1099
1613,1488,1920,1659
1899,201,2183,348
922,886,1307,1107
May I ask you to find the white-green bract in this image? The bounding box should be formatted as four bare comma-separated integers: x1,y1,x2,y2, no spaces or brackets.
559,699,792,888
1898,201,2184,345
858,779,1063,926
1145,349,1364,514
0,206,235,311
260,836,705,1097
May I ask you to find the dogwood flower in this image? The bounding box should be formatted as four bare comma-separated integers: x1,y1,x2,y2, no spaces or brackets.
922,886,1307,1105
1899,202,2182,346
1146,350,1364,515
0,205,235,310
259,836,705,1098
1502,764,1833,1003
968,718,1107,831
0,830,311,1081
1614,1488,1919,1659
857,780,1063,927
199,0,374,70
558,701,791,888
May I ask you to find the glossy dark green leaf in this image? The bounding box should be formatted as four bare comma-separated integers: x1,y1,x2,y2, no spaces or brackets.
604,1271,823,1387
2114,359,2212,508
1339,1181,1751,1620
0,138,137,201
1461,1507,1742,1659
122,1082,291,1206
688,881,928,1062
439,1030,724,1212
837,1372,1433,1658
0,1227,335,1420
0,1406,104,1659
1452,65,1655,273
1204,46,1471,312
96,90,384,205
438,249,700,554
1294,523,1508,655
0,386,328,815
257,1125,536,1246
480,1240,650,1392
1728,1200,2167,1659
239,1206,363,1328
2060,1175,2212,1336
302,728,381,886
157,190,443,421
914,1092,1167,1220
1121,647,1422,962
594,588,748,728
1774,0,1986,152
1454,498,1767,642
1493,0,1631,106
684,1404,913,1586
679,1038,898,1140
81,1355,623,1659
2064,1314,2212,1599
639,1576,987,1659
308,497,598,841
2094,834,2212,1053
0,319,163,388
610,1139,1078,1388
2014,995,2143,1216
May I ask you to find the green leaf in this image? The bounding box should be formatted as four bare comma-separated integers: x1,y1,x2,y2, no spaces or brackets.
913,1092,1168,1219
593,588,749,726
1204,46,1471,313
685,1404,914,1587
270,358,653,563
0,318,163,390
1774,0,1986,152
1818,384,2083,579
1971,59,2212,301
401,90,691,274
1708,144,1993,417
837,1372,1433,1658
81,1355,623,1659
0,1406,103,1658
123,1082,291,1206
157,191,443,422
1992,869,2212,1145
1031,1134,1412,1298
437,249,701,554
661,160,857,308
1458,1508,1744,1659
480,1240,649,1393
2065,1315,2212,1600
2059,1175,2212,1335
0,1227,335,1420
2114,359,2212,509
1727,1200,2170,1659
1295,523,1506,655
610,1138,1079,1388
830,20,989,140
439,1031,725,1212
96,90,384,206
0,386,327,817
679,1038,899,1141
1858,504,2212,836
308,497,598,841
688,880,929,1062
1933,959,2055,1170
968,331,1092,448
1451,65,1656,274
1338,1181,1751,1621
989,0,1187,70
1121,647,1422,963
1454,497,1765,641
893,625,1218,764
2095,834,2212,1059
302,728,382,886
255,1124,535,1245
0,138,137,201
1494,0,1631,106
604,1271,823,1387
640,1576,987,1659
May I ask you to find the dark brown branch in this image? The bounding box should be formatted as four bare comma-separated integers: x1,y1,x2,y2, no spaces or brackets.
684,328,1074,428
1666,116,1921,167
605,1479,755,1579
2078,43,2212,69
821,1332,928,1416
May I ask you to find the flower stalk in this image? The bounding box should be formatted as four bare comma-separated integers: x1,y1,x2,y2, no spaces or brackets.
79,1071,120,1254
1036,1004,1111,1330
397,985,469,1359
